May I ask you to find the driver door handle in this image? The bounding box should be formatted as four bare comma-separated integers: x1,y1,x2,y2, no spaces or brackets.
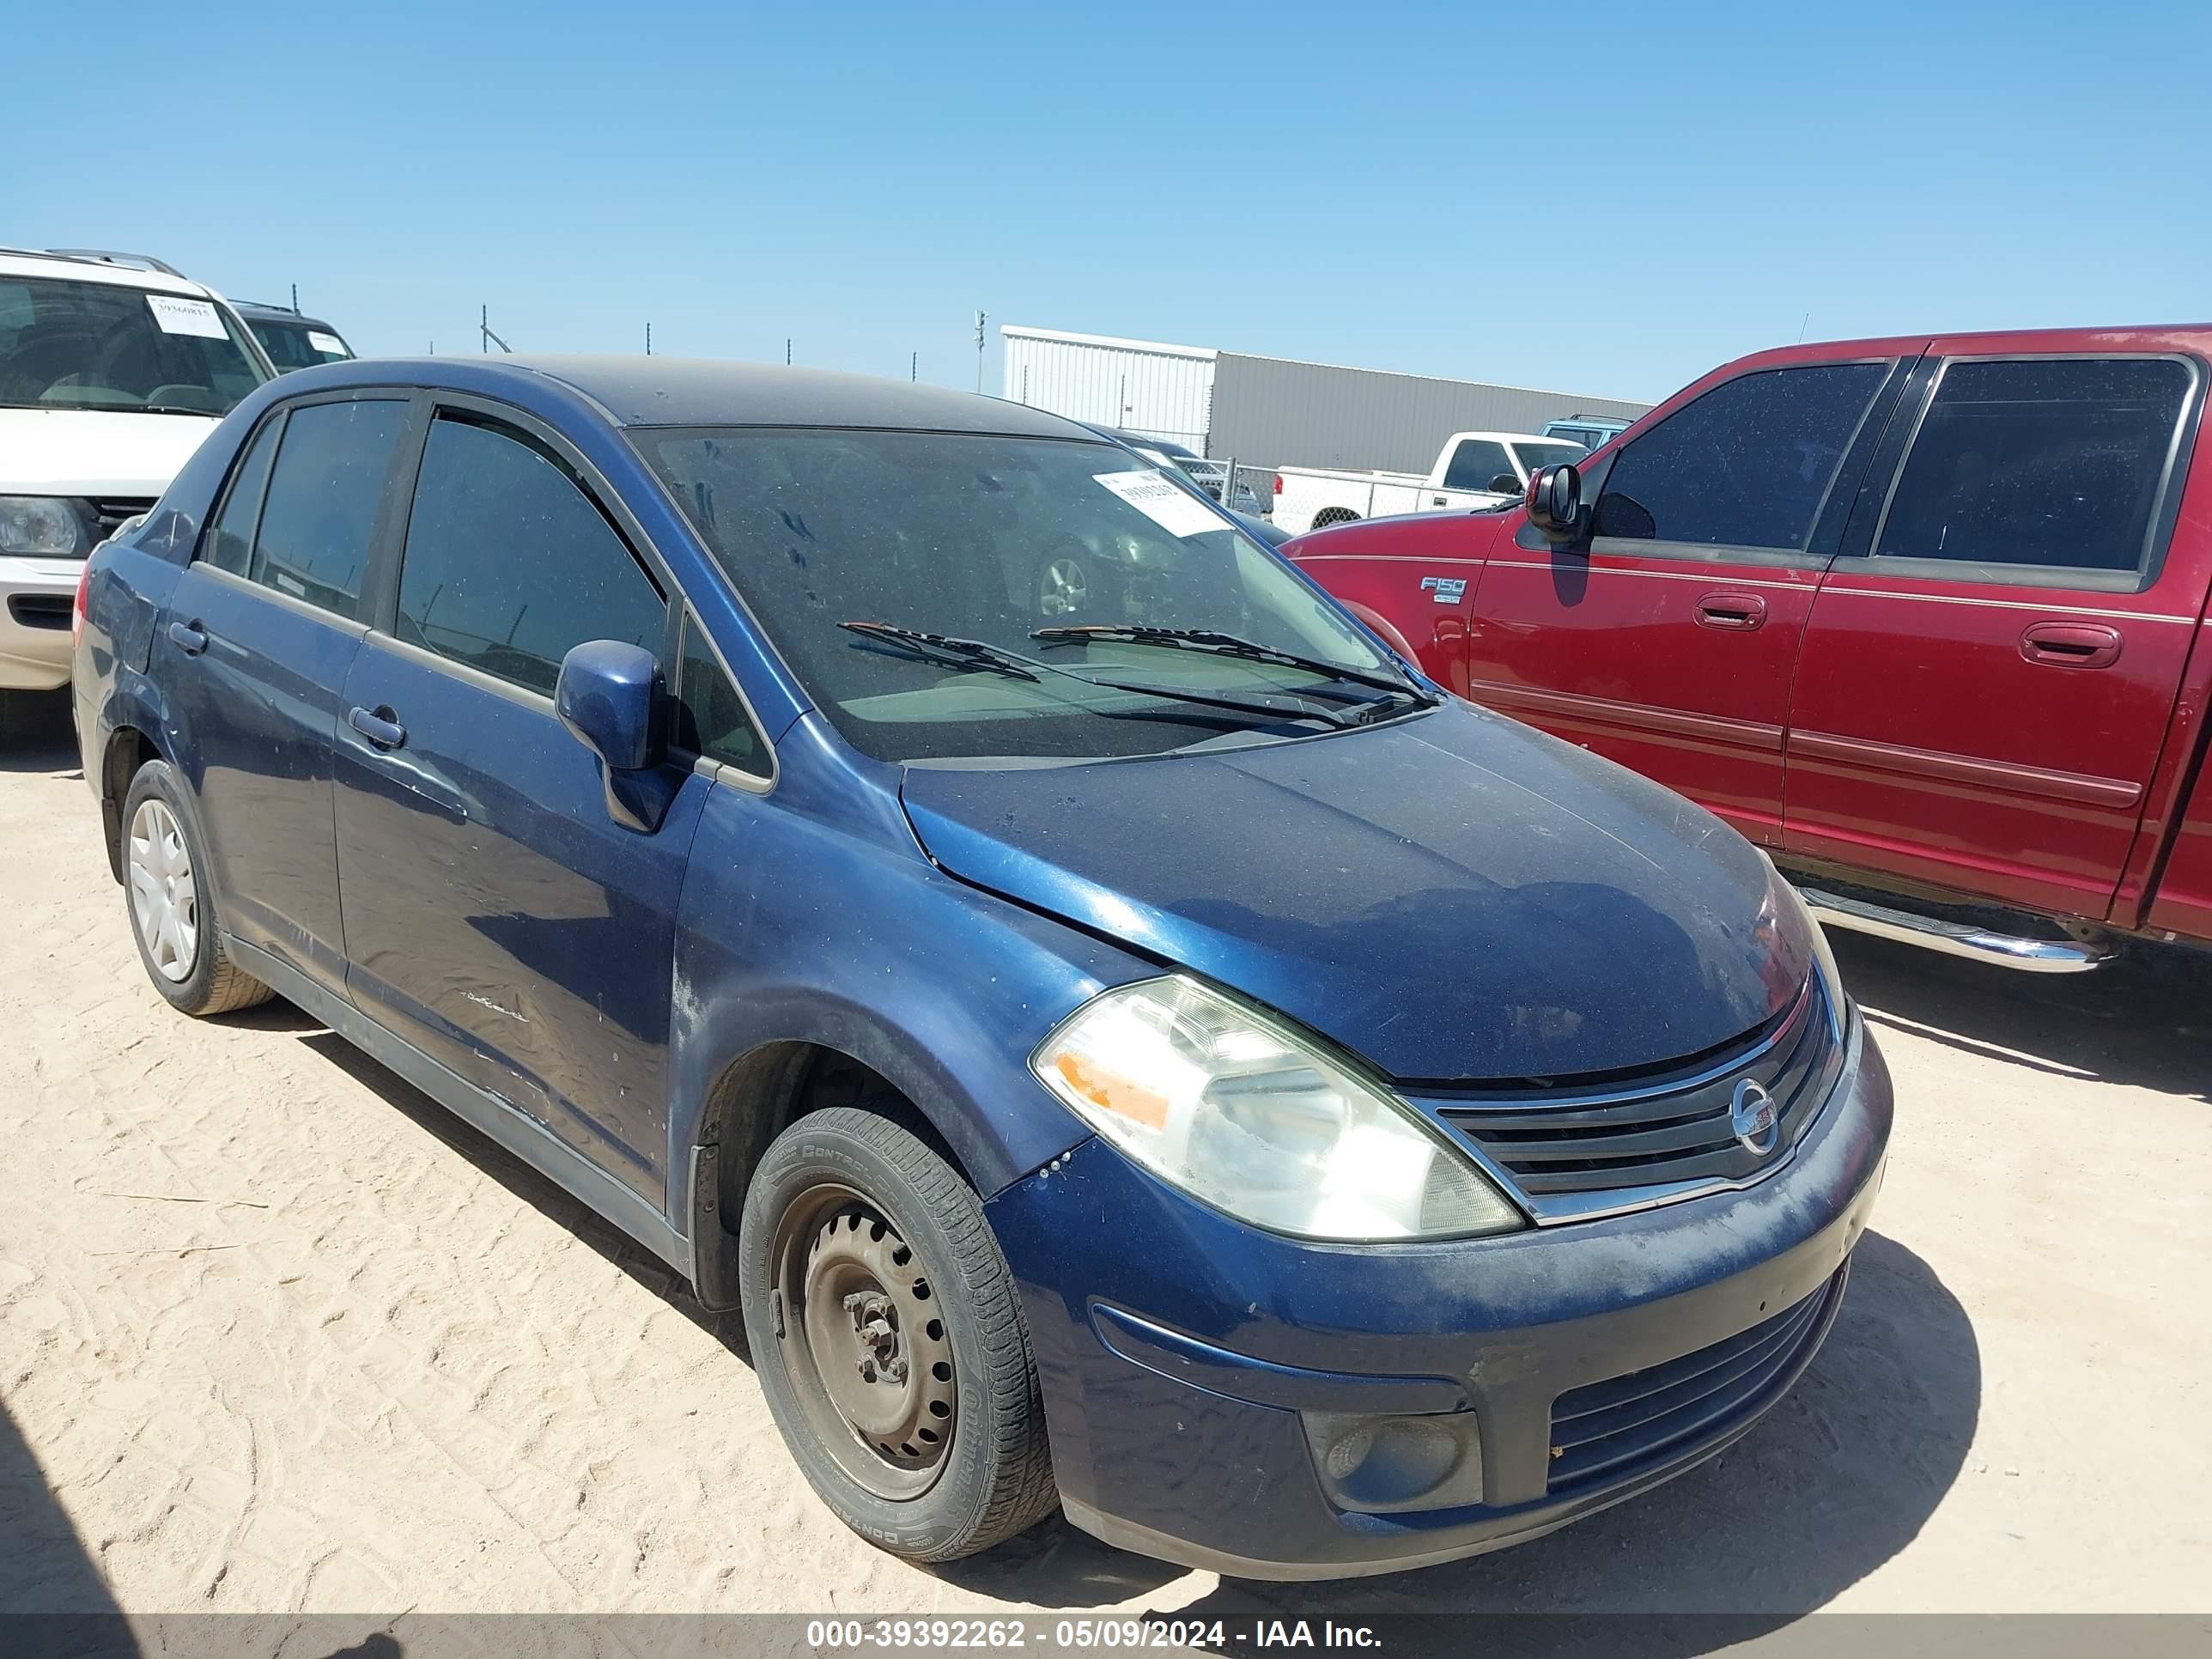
2020,622,2123,669
167,619,208,656
1695,592,1768,631
348,705,406,749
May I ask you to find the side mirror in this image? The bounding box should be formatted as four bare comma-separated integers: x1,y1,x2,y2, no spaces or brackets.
1524,462,1583,544
556,640,674,832
1486,472,1521,495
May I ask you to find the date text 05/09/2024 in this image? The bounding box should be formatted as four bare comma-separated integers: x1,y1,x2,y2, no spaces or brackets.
802,1619,1383,1650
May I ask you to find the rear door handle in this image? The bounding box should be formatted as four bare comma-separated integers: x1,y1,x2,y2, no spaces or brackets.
2021,622,2122,669
348,705,406,749
1695,592,1767,631
167,619,208,656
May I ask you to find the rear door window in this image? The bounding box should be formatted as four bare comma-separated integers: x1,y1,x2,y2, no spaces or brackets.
1872,357,2194,579
1441,438,1515,492
250,398,409,618
395,412,665,696
1591,363,1889,552
203,414,283,576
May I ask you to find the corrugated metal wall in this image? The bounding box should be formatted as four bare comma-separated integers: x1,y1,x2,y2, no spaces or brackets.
1209,353,1650,473
1002,328,1217,450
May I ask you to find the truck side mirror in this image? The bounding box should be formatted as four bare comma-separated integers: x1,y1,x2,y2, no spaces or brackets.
1525,462,1583,544
1487,472,1521,495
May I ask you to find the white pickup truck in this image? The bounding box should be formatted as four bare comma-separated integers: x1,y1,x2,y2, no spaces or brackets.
1272,430,1589,536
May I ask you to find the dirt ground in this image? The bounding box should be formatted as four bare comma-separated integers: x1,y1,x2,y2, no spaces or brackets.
2,687,2208,1625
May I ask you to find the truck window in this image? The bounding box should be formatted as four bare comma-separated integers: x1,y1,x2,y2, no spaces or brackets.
1872,357,2193,578
1441,439,1515,491
1591,363,1887,552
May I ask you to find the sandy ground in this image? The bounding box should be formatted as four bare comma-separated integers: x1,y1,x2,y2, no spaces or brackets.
2,686,2208,1626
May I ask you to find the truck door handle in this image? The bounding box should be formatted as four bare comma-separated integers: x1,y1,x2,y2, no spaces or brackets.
1432,495,1449,506
167,619,208,656
1695,592,1767,631
2020,622,2122,669
348,705,407,749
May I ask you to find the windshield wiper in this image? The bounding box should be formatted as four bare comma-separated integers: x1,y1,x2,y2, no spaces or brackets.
1030,624,1437,703
840,621,1042,681
839,620,1356,729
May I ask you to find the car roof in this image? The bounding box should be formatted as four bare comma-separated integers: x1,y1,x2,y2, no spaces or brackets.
0,246,217,300
392,356,1092,435
234,301,342,331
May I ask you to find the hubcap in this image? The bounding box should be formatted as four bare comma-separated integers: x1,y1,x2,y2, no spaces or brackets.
774,1185,957,1499
1038,556,1088,617
126,799,198,983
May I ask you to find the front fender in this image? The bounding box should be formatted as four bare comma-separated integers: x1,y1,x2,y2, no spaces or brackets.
664,772,1154,1214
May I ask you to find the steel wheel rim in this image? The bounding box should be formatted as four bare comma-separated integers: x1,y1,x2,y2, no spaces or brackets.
1038,556,1088,617
126,799,198,983
772,1181,957,1500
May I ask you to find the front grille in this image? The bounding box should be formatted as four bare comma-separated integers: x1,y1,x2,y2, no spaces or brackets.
1427,975,1840,1209
1547,1273,1841,1493
88,496,156,534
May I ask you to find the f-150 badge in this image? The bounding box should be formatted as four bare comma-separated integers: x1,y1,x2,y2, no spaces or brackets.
1419,575,1468,605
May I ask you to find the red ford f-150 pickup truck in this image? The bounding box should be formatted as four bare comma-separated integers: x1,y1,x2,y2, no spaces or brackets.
1291,325,2212,972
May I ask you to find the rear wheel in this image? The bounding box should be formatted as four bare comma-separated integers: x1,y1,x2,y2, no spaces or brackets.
739,1107,1056,1561
120,760,273,1017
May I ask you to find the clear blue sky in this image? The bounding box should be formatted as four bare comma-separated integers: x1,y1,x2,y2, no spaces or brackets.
9,0,2208,405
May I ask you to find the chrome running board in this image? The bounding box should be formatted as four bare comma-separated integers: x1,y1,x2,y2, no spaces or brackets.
1796,886,2111,974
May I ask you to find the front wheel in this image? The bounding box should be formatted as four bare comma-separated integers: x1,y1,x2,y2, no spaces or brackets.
738,1107,1057,1562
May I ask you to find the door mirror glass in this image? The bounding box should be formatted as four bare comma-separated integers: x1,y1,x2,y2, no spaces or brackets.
1525,462,1583,542
556,641,673,831
1487,472,1521,495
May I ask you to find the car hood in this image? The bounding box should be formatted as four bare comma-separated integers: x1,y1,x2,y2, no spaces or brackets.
0,407,222,496
899,704,1809,1083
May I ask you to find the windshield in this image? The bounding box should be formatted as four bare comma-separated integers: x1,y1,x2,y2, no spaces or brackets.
633,428,1414,763
1510,440,1589,476
0,276,267,415
251,316,353,371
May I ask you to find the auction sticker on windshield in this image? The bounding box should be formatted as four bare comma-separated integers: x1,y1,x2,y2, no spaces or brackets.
308,331,347,356
1095,469,1225,539
145,295,228,339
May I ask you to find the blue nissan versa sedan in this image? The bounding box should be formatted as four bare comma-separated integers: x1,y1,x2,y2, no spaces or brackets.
72,356,1891,1578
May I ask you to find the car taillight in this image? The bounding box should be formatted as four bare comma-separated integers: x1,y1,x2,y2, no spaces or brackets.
1272,472,1283,495
72,563,91,651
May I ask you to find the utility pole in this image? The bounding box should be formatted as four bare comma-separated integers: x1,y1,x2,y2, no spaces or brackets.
974,310,987,393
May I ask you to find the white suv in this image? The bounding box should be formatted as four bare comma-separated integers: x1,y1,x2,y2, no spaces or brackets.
0,248,274,693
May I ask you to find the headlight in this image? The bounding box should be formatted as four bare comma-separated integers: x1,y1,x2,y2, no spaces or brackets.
1031,975,1524,1241
1764,860,1847,1030
0,496,86,557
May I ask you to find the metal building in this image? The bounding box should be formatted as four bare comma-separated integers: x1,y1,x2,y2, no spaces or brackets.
1002,325,1650,473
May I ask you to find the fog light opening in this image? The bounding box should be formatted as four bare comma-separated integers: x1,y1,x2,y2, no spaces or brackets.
1302,1410,1485,1515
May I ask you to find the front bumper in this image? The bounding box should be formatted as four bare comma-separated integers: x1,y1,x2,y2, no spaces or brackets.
0,557,82,690
984,1017,1892,1579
